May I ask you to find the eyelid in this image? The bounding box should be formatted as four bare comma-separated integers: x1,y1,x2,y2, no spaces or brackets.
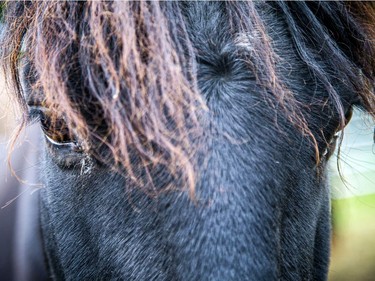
44,134,81,151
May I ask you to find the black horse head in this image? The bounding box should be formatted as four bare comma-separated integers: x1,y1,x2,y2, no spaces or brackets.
1,1,374,280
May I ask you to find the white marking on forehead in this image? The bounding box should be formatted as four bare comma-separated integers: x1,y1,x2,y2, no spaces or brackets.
233,32,260,52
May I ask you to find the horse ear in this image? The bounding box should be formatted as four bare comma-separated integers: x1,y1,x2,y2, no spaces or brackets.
344,106,353,127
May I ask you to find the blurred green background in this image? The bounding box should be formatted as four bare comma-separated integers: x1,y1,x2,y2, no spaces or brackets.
329,110,375,281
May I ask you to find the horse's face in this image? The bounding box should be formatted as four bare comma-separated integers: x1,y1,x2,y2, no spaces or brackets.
3,1,374,280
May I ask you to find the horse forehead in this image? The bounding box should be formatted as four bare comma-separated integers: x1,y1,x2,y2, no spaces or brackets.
183,3,290,69
187,4,300,101
183,3,264,57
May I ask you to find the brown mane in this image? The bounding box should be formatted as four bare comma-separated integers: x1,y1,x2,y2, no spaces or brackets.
1,1,374,196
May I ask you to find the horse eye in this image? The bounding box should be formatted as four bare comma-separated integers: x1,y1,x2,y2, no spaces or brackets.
40,114,73,144
30,108,78,146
